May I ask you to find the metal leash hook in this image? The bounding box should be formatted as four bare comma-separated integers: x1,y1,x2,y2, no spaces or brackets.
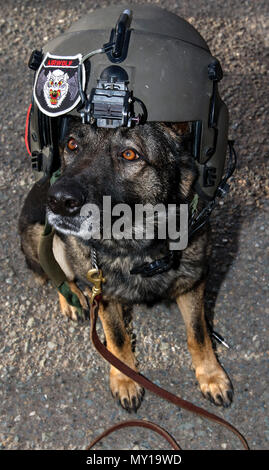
86,268,106,305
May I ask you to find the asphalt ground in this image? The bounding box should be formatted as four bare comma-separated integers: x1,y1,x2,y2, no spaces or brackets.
0,0,268,451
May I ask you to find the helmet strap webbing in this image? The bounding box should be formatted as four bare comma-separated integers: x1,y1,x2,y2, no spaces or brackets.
38,170,84,319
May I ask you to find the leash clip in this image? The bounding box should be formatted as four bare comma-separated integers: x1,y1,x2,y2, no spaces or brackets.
86,268,106,304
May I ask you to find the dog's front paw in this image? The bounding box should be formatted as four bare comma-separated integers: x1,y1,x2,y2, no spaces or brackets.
58,282,88,322
60,301,88,322
110,368,144,413
196,364,233,407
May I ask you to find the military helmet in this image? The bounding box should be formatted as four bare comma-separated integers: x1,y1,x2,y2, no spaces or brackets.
26,4,230,201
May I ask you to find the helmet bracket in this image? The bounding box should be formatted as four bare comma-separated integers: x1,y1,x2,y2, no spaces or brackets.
104,9,133,63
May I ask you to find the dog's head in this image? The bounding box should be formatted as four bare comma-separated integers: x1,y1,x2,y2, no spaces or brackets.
47,118,197,248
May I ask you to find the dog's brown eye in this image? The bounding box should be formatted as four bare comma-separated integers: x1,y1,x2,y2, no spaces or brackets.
67,138,78,151
121,149,140,161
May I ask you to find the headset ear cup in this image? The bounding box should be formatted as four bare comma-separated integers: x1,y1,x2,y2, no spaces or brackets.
26,99,43,156
25,102,33,156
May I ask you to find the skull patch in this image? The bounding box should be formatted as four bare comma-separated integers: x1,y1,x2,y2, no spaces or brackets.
33,53,85,117
44,69,69,108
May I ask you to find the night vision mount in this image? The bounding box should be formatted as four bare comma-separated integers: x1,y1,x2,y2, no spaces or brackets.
81,64,147,128
79,9,147,128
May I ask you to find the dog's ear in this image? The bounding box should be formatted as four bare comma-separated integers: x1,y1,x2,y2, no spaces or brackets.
161,122,192,155
169,122,190,135
161,122,197,199
162,122,191,137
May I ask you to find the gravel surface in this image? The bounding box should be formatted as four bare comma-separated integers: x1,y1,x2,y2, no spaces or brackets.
0,0,268,450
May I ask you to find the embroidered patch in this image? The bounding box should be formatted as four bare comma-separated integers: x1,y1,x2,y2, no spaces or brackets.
33,53,85,117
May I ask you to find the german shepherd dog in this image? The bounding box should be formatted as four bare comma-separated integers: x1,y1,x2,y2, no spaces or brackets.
19,119,233,412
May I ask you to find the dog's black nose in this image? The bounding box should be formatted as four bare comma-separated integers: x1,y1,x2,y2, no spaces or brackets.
47,184,85,216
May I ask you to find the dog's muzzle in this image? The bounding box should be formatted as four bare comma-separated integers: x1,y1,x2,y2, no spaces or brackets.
47,183,85,217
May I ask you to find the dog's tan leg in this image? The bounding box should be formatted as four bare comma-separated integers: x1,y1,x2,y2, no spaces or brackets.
176,281,233,407
98,301,144,412
58,281,88,322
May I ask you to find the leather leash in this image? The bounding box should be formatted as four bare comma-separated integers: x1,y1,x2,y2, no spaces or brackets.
86,418,181,450
86,297,250,451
